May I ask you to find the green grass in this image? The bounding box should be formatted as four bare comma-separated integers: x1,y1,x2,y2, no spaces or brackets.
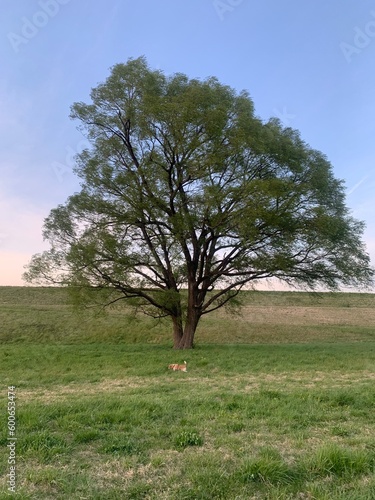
0,287,375,498
1,343,375,498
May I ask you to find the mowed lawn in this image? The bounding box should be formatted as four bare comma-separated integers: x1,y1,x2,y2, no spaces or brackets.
1,288,375,499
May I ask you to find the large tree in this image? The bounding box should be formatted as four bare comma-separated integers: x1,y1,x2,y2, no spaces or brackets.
24,57,373,348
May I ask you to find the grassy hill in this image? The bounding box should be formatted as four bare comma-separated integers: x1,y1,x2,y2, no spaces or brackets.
1,286,374,345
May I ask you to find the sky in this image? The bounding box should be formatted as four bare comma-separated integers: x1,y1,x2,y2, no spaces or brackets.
0,0,374,289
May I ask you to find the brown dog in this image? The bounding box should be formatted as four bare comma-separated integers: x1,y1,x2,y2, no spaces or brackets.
168,361,187,372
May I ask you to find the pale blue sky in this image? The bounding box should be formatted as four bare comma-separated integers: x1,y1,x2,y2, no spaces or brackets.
1,0,374,286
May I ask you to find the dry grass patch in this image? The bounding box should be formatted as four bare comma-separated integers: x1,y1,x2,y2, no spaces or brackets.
14,368,375,407
18,378,150,403
240,306,375,326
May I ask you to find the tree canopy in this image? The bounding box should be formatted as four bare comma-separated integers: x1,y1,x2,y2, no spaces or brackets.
24,57,374,348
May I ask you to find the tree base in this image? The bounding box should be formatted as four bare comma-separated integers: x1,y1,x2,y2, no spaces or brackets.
173,343,194,350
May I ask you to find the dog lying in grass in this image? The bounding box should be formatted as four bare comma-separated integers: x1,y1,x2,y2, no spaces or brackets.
168,361,187,372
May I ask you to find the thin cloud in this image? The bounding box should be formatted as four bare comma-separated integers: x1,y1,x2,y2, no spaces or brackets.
347,175,370,195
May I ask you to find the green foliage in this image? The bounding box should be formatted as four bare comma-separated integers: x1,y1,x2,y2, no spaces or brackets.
239,448,299,485
73,430,100,444
101,437,139,456
307,444,374,477
174,430,203,449
18,431,70,462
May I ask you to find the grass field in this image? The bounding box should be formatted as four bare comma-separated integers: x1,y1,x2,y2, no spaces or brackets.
1,287,375,499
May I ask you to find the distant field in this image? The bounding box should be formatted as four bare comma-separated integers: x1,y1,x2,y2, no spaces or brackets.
1,286,374,345
1,287,375,498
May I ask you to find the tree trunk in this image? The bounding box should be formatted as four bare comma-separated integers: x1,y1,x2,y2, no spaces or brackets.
176,322,196,349
173,279,202,349
174,306,200,349
172,315,184,349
